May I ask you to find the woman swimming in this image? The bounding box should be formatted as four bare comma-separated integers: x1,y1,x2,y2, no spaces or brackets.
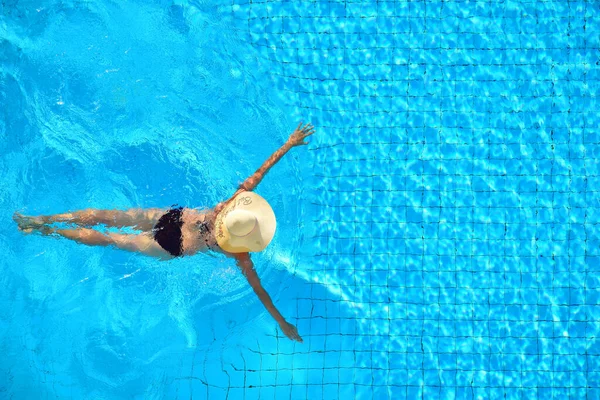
13,122,315,342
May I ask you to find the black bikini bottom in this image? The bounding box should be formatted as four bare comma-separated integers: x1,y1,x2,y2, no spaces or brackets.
153,207,184,256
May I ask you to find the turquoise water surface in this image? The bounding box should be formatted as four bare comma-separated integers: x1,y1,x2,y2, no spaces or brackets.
2,0,600,399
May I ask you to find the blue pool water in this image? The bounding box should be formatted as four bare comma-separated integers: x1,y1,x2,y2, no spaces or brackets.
2,0,600,399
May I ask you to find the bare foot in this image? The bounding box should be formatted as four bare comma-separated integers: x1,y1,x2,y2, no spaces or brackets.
13,212,48,231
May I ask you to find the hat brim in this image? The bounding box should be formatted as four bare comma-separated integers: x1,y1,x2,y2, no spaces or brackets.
215,192,276,253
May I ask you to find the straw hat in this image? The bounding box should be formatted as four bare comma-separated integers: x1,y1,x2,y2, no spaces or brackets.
215,192,276,253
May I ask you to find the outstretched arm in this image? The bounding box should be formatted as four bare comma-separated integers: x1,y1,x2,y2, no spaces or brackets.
239,122,315,192
234,253,303,342
213,122,315,214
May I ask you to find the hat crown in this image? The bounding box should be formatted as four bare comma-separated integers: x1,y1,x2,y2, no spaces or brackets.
225,209,257,237
216,191,276,253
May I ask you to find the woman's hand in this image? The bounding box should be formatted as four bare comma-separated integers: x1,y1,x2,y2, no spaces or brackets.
287,122,315,147
280,321,303,343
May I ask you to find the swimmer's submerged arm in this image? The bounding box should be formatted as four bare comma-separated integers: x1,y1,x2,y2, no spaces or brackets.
234,253,303,342
239,122,315,192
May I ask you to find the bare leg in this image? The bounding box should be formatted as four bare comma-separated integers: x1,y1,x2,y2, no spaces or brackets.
15,208,165,231
41,226,170,258
47,227,114,246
